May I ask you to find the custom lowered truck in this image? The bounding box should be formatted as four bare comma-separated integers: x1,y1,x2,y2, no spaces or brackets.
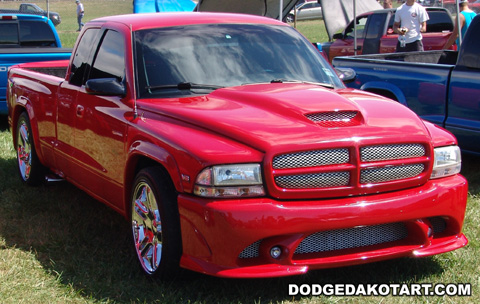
0,14,71,114
333,15,480,155
7,13,467,278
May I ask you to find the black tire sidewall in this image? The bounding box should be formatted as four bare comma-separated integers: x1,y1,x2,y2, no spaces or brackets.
130,167,182,279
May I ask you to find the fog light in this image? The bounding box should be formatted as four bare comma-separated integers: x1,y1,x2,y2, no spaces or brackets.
427,227,433,238
270,246,282,259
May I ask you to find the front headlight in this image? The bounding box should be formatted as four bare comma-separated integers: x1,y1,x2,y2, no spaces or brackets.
194,164,265,197
430,146,461,179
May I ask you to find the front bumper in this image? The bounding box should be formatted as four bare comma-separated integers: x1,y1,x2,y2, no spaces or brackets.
178,174,468,278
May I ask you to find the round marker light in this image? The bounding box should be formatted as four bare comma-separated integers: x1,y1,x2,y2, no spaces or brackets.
270,246,282,259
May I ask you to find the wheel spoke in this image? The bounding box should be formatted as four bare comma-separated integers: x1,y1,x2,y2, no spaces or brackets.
17,123,32,180
131,181,163,274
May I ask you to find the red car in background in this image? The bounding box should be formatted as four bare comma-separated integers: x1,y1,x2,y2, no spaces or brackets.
322,7,454,62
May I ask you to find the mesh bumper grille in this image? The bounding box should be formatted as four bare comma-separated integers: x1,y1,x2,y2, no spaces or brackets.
294,222,408,255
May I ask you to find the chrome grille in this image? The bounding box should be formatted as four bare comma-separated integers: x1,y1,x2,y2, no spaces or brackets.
361,144,425,162
306,111,357,122
276,172,350,189
360,164,424,184
294,223,408,255
273,149,349,169
272,142,428,193
238,240,261,259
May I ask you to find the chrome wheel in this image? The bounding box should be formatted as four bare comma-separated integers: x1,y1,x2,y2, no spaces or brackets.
130,168,182,278
132,181,163,274
15,112,44,185
17,120,32,181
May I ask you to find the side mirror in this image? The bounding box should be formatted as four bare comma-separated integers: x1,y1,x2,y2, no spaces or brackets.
85,78,126,96
335,68,356,84
333,33,344,40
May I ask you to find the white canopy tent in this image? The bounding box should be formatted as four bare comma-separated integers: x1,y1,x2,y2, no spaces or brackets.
195,0,465,48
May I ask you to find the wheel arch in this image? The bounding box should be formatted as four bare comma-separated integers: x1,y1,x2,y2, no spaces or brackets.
123,143,182,220
360,81,407,106
10,101,44,162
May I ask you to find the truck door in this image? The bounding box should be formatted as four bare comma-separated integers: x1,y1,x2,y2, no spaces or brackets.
328,14,368,61
445,19,480,154
71,28,129,210
56,28,100,178
362,13,386,55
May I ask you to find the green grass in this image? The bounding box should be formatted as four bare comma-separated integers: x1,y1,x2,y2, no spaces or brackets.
1,1,479,303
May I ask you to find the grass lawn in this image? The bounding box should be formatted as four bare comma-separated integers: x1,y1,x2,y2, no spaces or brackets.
0,1,478,303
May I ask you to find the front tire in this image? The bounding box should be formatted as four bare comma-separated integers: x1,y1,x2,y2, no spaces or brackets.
15,112,45,186
130,167,182,279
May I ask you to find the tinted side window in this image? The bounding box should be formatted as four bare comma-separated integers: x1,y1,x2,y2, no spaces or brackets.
457,17,480,69
365,14,385,39
426,11,454,32
0,23,19,45
19,21,57,47
345,16,368,39
69,28,100,86
88,30,125,81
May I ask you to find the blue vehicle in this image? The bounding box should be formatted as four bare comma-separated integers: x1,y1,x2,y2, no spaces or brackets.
333,15,480,155
0,14,71,115
133,0,196,13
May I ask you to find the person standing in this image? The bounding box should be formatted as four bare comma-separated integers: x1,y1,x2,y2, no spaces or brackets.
393,0,429,52
384,0,393,9
76,0,85,32
443,0,477,50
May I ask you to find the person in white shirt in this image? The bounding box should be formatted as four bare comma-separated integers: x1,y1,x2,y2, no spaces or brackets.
393,0,429,52
76,0,85,32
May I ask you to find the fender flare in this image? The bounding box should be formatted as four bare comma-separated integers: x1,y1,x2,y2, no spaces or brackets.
11,97,45,164
124,140,183,217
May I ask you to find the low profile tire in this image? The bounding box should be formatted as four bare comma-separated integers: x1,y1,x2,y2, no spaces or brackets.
130,167,182,279
15,112,45,186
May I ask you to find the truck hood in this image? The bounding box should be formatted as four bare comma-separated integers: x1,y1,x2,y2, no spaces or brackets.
141,83,432,152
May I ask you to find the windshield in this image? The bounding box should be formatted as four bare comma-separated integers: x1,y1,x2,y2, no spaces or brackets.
134,23,344,98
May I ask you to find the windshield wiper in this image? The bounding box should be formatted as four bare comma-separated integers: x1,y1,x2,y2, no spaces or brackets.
270,79,334,89
146,82,224,92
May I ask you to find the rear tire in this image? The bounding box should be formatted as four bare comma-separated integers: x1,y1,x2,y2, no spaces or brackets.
15,112,45,186
130,167,182,279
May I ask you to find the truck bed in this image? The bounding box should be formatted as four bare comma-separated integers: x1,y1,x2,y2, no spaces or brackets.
333,50,458,127
335,50,458,65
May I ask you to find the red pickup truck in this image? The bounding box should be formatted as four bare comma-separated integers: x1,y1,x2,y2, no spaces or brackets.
7,12,467,279
322,7,454,62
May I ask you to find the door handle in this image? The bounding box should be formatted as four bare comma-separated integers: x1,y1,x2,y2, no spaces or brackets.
76,105,85,117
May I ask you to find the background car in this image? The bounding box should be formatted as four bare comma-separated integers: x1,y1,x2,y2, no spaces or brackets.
286,1,322,22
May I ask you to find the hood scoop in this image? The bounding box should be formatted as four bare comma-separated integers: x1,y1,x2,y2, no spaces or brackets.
305,111,362,128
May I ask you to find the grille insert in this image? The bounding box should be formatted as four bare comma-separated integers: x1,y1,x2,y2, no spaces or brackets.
294,222,408,255
306,111,359,127
429,217,447,234
273,149,349,169
238,240,261,259
361,144,425,162
360,164,424,184
276,172,350,189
